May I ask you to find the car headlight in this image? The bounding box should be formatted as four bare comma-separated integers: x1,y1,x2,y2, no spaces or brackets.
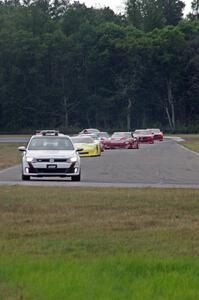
69,156,78,163
26,157,34,162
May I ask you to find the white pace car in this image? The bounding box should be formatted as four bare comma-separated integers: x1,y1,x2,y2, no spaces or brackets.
18,130,81,181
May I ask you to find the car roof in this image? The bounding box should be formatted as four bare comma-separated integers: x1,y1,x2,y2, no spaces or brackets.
29,130,71,141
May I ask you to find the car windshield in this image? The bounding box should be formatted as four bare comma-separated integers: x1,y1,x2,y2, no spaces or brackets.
134,130,149,135
112,132,131,138
71,137,94,144
28,137,74,151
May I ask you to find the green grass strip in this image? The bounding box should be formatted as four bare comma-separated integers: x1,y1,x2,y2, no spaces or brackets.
0,255,199,300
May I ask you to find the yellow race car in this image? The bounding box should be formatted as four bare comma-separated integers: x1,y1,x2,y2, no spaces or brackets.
71,136,101,157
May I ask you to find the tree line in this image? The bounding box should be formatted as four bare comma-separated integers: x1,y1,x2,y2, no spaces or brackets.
0,0,199,132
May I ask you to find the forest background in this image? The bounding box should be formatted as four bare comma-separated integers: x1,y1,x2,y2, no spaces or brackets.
0,0,199,133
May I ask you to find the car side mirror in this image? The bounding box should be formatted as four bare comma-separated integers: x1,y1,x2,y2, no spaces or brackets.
18,146,26,152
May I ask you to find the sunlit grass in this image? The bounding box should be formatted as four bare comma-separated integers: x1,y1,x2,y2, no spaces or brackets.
0,186,199,299
1,255,199,300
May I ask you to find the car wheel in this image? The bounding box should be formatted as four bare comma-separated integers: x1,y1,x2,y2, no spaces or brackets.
22,174,30,181
136,143,139,149
71,173,81,182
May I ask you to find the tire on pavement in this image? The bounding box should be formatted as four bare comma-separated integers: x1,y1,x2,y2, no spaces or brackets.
22,175,30,181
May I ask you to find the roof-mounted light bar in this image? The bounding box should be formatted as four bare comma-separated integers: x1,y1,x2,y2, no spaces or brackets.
36,130,59,136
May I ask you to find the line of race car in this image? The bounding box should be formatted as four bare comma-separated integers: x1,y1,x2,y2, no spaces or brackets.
18,128,164,181
72,128,164,156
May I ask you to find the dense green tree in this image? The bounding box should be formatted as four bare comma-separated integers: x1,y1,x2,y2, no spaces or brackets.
0,0,198,132
178,21,199,126
125,0,143,29
50,0,69,19
126,0,185,31
188,0,199,19
161,0,185,25
126,0,165,31
150,26,186,129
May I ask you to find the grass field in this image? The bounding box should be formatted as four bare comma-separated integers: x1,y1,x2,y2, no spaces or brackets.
0,143,23,170
0,186,199,299
0,135,199,299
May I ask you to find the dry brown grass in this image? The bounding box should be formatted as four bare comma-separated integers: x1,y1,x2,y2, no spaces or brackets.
179,134,199,153
0,186,199,256
0,143,23,170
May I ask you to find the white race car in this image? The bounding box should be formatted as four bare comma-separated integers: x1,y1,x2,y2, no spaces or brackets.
18,130,81,181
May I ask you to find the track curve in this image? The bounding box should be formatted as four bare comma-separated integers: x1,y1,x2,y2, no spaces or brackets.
0,139,199,188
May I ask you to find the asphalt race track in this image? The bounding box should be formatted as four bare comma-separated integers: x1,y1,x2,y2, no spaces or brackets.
0,138,199,188
0,137,29,143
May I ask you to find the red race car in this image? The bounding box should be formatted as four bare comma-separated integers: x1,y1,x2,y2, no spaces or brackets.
133,129,154,144
103,132,139,149
147,128,163,141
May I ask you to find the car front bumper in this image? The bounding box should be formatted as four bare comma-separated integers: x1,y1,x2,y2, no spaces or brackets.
104,142,131,149
79,148,100,157
139,137,154,143
22,161,80,177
